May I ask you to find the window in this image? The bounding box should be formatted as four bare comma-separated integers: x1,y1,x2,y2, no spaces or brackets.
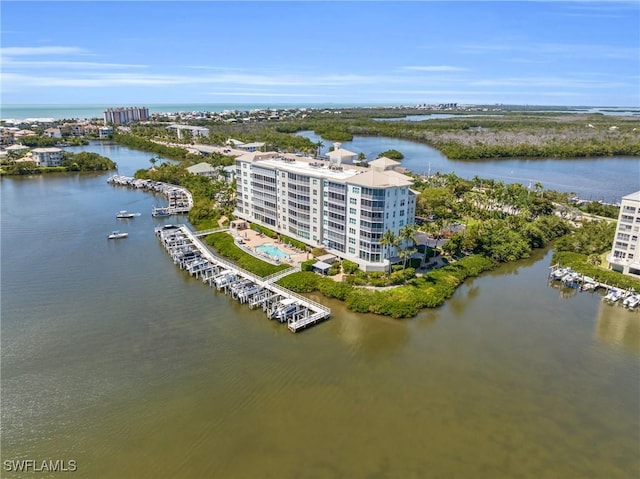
349,227,356,234
400,210,405,217
349,247,355,254
352,186,360,194
313,199,318,205
350,197,357,205
350,208,356,215
349,237,356,244
313,208,318,214
313,179,318,185
349,218,356,225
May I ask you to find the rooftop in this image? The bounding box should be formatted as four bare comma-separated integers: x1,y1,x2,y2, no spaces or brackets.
622,191,640,202
238,151,414,187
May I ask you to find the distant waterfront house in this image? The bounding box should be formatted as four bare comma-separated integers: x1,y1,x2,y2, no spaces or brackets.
220,165,236,183
166,124,210,140
186,162,218,177
31,147,63,167
607,190,640,278
44,127,62,138
4,144,30,155
13,129,37,139
236,142,266,153
98,126,113,138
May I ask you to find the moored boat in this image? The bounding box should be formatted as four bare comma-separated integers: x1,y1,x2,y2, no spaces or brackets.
623,293,640,309
116,210,135,218
108,230,128,239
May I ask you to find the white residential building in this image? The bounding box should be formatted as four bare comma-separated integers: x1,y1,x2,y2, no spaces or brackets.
607,191,640,278
98,126,113,138
31,147,63,167
234,151,417,271
43,127,62,138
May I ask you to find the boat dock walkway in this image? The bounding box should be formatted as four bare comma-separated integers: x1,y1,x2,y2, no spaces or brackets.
107,175,193,216
156,224,331,332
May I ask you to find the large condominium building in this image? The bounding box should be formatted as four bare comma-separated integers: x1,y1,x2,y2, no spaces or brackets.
103,107,149,125
234,152,417,271
608,191,640,278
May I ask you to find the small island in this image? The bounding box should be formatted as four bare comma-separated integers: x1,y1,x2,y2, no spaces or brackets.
1,150,116,176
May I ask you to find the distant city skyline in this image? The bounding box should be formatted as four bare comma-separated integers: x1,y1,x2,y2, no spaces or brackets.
2,1,639,107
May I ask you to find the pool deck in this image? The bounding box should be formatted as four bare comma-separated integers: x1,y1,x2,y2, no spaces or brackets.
232,228,310,265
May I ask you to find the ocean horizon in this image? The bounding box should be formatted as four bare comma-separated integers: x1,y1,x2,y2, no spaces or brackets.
0,102,395,121
2,103,638,122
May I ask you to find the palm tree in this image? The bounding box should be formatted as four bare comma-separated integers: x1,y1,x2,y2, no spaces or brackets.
534,182,544,197
380,229,398,276
399,224,417,273
315,140,324,158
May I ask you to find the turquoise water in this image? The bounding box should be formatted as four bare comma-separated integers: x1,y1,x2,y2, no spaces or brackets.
256,243,290,258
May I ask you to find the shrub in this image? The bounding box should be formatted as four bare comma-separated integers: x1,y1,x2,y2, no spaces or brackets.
301,259,316,272
276,272,319,292
342,259,359,274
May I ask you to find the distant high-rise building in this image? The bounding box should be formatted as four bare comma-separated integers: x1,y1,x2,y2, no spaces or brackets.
103,106,149,125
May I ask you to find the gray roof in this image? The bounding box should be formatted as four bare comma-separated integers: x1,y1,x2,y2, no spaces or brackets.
313,261,332,270
622,191,640,202
186,162,217,174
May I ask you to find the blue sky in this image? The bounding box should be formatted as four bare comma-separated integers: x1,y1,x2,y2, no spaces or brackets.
2,1,639,106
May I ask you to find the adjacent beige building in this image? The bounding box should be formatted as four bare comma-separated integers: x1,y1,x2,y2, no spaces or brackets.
607,190,640,278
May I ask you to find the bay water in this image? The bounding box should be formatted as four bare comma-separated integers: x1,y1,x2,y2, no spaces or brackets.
1,143,639,478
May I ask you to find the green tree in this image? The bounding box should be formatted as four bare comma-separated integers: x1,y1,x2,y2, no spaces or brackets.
380,229,398,276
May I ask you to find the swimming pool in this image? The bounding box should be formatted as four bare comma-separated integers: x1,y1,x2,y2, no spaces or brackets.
256,243,290,259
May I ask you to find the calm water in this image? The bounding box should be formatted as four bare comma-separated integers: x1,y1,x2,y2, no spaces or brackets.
2,144,639,478
297,131,640,203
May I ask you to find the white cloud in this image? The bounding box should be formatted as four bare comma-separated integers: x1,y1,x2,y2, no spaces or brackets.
0,46,87,56
401,66,470,72
3,60,148,70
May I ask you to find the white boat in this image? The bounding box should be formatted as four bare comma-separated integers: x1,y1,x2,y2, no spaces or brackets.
108,230,128,239
213,271,236,289
268,298,300,322
562,271,580,286
623,293,640,309
152,206,171,217
116,210,135,219
604,288,624,303
551,267,569,280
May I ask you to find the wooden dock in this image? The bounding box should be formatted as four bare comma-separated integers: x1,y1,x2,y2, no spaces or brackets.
156,224,331,332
